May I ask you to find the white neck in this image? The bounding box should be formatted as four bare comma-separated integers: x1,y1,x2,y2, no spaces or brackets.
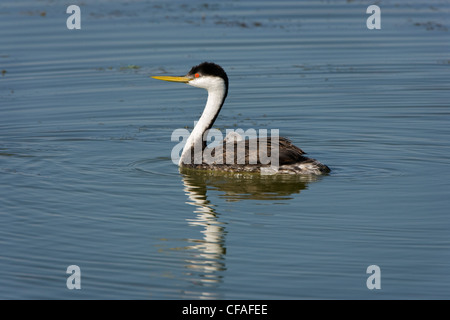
179,77,227,166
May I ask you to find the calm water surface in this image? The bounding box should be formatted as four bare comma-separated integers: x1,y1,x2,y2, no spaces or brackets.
1,0,449,299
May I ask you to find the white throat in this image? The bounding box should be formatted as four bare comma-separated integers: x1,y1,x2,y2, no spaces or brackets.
179,77,227,166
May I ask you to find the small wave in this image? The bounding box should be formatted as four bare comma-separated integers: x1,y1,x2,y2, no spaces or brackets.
127,157,178,177
329,163,406,180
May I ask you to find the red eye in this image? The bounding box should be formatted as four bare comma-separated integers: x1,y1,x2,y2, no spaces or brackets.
194,73,200,78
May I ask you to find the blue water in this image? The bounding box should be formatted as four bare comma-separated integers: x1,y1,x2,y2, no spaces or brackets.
1,0,449,299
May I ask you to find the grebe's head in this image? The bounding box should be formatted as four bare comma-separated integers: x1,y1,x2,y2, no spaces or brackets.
185,62,228,91
152,62,228,96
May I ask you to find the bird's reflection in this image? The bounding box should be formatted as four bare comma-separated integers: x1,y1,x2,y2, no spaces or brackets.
181,170,226,298
178,168,322,298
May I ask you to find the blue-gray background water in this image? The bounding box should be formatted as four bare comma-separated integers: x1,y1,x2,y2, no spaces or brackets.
1,0,449,299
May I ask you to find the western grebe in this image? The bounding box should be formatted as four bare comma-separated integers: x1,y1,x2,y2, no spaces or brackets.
152,62,330,174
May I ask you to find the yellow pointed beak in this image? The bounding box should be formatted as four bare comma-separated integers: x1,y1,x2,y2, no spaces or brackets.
151,76,191,83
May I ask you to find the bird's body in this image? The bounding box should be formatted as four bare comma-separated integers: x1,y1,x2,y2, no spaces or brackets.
152,62,330,175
